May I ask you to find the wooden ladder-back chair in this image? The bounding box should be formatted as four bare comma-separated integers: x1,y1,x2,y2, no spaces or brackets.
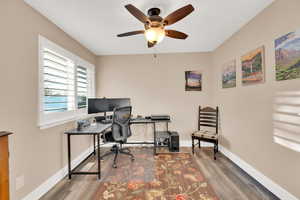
191,106,219,160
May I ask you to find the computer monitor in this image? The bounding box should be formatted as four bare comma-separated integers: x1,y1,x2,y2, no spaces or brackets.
88,98,131,114
108,98,131,111
88,98,109,114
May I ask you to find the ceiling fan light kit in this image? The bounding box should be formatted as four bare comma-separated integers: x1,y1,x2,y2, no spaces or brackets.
145,27,165,44
117,4,195,48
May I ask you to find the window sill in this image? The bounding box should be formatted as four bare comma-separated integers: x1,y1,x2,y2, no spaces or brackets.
39,113,97,130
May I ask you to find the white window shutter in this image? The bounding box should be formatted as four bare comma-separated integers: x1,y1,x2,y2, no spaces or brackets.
38,36,95,129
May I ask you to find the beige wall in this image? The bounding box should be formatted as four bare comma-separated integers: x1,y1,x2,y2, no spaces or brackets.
1,0,300,199
0,0,96,200
212,0,300,198
97,0,300,198
96,53,213,141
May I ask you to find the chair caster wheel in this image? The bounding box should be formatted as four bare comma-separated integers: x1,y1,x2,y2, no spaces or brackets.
113,164,117,168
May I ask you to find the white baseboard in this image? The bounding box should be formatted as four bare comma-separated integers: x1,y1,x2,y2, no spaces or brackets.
180,140,213,147
22,146,94,200
219,146,299,200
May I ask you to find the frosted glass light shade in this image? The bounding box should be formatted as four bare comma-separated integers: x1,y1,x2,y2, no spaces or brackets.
145,27,165,44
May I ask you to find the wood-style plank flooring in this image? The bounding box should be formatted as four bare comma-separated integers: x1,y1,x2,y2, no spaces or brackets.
40,147,279,200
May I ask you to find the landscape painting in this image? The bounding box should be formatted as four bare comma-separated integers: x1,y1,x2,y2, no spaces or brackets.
275,30,300,81
185,71,202,91
222,60,236,88
241,46,265,85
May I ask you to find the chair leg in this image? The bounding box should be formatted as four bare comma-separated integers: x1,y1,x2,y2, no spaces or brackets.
213,142,218,160
192,137,195,154
198,139,201,148
120,150,135,161
102,145,134,168
121,147,131,153
112,147,119,168
100,151,115,160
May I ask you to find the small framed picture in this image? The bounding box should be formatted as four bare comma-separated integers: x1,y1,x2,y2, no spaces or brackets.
185,71,202,91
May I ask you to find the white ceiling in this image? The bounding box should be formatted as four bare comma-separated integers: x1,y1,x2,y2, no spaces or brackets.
24,0,274,55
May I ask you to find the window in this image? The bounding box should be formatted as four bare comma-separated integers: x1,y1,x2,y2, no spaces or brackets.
43,48,75,113
39,36,95,129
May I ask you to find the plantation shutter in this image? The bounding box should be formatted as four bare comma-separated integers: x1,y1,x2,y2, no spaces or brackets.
42,48,75,113
76,66,88,109
38,36,96,128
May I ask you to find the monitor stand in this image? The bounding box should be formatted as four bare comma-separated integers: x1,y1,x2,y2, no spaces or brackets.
101,112,112,124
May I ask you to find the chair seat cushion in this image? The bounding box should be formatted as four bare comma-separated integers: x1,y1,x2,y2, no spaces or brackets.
192,130,218,140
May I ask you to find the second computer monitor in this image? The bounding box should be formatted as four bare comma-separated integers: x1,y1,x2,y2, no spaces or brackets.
88,98,131,114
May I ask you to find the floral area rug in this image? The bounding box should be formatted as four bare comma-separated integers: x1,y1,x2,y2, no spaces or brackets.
93,149,218,200
100,148,155,183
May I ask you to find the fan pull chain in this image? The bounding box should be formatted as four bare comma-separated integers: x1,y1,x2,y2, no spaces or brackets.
153,46,158,58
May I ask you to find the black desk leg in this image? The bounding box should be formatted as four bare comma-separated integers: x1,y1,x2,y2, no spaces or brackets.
93,134,96,155
67,134,71,179
166,122,169,132
153,123,157,155
97,134,101,179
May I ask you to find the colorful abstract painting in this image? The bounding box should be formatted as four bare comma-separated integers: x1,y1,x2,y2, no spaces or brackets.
222,60,236,88
185,71,202,91
241,46,265,85
275,30,300,81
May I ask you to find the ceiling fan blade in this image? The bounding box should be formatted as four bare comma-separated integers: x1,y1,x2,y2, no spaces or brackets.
165,30,188,39
117,30,145,37
125,4,149,24
147,41,156,48
163,4,194,26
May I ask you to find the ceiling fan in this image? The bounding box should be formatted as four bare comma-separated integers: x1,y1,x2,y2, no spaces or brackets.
117,4,195,48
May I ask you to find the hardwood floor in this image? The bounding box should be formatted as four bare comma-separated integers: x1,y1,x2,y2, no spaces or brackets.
192,148,279,200
40,147,279,200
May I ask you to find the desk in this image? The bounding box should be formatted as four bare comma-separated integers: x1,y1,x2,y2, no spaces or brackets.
64,123,111,179
129,118,170,155
64,118,170,180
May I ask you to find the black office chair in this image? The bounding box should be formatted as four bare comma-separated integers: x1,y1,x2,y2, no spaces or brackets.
100,106,134,168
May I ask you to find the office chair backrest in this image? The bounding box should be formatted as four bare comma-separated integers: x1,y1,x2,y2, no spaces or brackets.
111,106,132,142
198,106,219,134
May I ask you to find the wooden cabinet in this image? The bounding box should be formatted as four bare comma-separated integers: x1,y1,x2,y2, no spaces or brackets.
0,132,12,200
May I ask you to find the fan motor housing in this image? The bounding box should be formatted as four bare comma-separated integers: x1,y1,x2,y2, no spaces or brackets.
148,8,161,16
147,8,163,25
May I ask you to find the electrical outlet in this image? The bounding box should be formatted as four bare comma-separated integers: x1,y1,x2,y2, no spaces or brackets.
16,175,24,191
